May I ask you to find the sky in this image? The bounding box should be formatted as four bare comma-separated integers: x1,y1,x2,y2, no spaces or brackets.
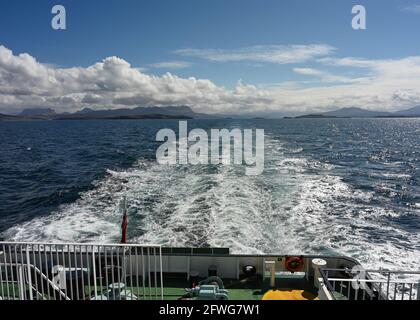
1,0,420,115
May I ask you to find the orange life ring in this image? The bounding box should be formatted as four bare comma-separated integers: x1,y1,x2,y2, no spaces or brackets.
285,256,304,273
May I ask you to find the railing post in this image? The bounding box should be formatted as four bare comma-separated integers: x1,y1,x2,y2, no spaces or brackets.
159,247,164,300
386,272,391,300
26,249,34,300
417,281,420,300
92,247,98,300
17,266,25,300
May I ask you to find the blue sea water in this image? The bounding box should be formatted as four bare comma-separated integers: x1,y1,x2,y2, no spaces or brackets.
0,119,419,270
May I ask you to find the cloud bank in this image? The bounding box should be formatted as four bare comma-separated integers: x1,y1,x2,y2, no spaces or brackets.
1,44,420,115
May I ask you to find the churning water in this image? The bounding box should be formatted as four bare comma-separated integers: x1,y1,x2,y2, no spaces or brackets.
0,118,419,271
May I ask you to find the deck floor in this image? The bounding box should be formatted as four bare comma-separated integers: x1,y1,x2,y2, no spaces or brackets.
1,274,320,300
160,274,319,300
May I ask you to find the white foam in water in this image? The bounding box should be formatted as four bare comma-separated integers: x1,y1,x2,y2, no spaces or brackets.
4,136,419,272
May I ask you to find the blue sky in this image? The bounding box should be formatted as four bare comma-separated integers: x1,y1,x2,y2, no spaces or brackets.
1,0,420,115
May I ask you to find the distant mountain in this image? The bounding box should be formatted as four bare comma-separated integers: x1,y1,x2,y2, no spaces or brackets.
0,113,19,120
292,106,420,119
18,108,56,117
393,105,420,116
74,108,94,115
294,114,337,119
1,106,220,120
5,105,420,121
322,107,392,118
56,106,219,120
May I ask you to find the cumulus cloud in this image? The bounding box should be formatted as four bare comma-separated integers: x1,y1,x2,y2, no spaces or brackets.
1,44,420,115
175,44,336,64
0,45,272,114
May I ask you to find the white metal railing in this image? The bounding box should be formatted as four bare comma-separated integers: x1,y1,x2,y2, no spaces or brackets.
319,268,420,301
0,242,163,300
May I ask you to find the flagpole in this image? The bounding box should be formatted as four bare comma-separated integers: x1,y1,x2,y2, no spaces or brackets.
121,196,128,244
120,196,128,288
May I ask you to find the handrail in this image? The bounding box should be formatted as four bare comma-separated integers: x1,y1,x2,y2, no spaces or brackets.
31,264,71,300
319,268,420,301
0,241,161,248
319,269,337,300
1,242,164,300
324,278,416,284
0,262,70,300
320,268,420,275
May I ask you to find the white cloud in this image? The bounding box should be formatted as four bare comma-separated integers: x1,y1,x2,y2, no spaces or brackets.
2,44,420,115
175,44,336,64
293,67,324,76
400,4,420,13
0,45,272,115
148,61,192,69
320,56,420,80
293,67,367,84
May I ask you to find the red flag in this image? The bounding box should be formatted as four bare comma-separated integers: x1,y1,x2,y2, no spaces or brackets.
121,212,128,244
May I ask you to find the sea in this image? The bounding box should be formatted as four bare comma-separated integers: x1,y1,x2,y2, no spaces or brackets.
0,118,419,271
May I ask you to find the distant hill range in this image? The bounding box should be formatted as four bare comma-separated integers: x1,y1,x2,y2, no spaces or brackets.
1,106,222,120
18,108,57,117
2,105,420,121
292,106,420,119
0,113,20,120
